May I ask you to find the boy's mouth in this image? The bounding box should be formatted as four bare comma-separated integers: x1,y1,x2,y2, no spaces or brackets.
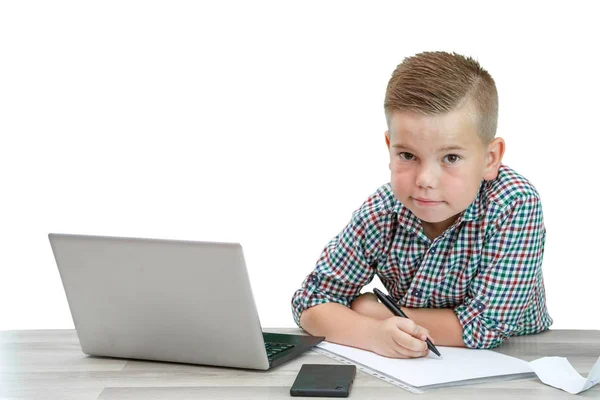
412,197,443,206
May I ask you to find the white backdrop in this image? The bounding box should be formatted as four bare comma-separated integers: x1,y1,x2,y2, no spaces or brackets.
1,1,599,331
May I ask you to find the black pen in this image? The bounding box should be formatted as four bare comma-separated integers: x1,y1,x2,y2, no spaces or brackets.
373,288,442,358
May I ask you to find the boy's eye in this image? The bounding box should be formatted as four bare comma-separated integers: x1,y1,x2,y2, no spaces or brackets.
444,154,461,164
398,152,415,161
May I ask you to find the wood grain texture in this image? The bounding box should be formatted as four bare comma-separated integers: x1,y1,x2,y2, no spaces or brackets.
1,329,599,399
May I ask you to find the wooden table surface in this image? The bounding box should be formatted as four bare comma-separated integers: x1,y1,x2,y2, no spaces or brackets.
1,328,599,399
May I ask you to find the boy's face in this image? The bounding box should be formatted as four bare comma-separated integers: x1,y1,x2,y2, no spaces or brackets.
385,102,503,235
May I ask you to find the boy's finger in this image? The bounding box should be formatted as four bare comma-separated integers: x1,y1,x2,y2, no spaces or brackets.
416,327,435,344
390,339,429,358
393,346,429,359
393,330,428,353
394,318,419,337
422,330,435,344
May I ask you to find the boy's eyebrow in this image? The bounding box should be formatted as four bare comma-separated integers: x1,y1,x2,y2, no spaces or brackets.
438,145,468,152
391,143,468,152
391,143,416,150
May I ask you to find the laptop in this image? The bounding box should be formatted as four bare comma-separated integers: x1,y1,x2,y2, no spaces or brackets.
48,233,324,370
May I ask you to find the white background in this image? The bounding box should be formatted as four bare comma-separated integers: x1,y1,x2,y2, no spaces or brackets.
1,1,599,331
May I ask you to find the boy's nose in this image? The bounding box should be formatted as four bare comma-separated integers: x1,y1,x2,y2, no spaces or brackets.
415,165,439,189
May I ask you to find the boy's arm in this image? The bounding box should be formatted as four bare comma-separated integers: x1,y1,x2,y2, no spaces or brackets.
350,293,465,347
300,302,380,350
301,301,434,358
401,307,465,347
291,190,396,328
451,195,551,349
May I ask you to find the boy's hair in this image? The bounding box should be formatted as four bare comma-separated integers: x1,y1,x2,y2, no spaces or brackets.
384,51,498,146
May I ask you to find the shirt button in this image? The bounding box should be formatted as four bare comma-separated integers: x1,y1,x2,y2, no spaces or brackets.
310,275,319,284
412,289,422,298
430,248,436,254
475,302,485,311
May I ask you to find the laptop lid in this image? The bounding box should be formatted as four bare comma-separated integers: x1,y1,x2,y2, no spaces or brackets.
49,233,273,369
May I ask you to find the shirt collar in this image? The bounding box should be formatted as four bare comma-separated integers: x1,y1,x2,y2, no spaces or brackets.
393,201,425,239
459,180,485,223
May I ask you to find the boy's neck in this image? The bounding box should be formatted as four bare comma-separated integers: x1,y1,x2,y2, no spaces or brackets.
421,215,459,241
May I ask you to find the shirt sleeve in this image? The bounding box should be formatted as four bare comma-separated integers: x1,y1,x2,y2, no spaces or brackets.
291,196,393,327
453,195,548,349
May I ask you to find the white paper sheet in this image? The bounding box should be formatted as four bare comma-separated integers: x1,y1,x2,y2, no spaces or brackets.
529,356,600,394
317,341,600,394
316,341,533,388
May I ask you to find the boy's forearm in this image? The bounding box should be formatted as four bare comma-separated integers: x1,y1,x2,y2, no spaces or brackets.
299,302,380,351
402,307,465,347
351,294,465,347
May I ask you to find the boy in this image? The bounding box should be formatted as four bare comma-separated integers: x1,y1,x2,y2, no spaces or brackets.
291,51,552,358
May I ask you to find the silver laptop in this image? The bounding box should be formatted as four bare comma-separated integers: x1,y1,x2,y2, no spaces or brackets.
48,233,323,370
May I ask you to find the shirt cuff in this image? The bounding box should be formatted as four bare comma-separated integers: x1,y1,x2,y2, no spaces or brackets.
453,293,505,349
291,273,354,327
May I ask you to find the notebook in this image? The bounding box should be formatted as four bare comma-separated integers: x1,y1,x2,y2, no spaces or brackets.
48,233,324,370
315,341,535,393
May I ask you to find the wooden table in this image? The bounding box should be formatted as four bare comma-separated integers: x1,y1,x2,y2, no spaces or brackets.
2,328,599,399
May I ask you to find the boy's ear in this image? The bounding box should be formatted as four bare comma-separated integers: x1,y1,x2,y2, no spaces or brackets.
483,137,505,181
385,131,392,170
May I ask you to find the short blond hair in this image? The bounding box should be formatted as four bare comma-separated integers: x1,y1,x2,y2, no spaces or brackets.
384,51,498,145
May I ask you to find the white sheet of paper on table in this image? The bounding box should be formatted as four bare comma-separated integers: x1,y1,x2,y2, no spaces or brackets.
316,341,600,394
529,356,600,395
316,341,533,388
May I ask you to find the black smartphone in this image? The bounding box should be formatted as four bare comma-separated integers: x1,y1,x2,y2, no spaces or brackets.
290,364,356,398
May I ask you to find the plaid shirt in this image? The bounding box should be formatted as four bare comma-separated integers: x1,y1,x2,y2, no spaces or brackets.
291,164,552,349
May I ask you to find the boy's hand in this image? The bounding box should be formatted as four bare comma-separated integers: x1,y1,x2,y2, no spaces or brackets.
369,317,433,359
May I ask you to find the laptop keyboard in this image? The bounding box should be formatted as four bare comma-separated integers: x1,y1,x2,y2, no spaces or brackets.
265,342,295,361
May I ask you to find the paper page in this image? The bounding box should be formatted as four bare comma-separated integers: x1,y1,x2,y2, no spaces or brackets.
529,356,600,394
317,341,533,388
